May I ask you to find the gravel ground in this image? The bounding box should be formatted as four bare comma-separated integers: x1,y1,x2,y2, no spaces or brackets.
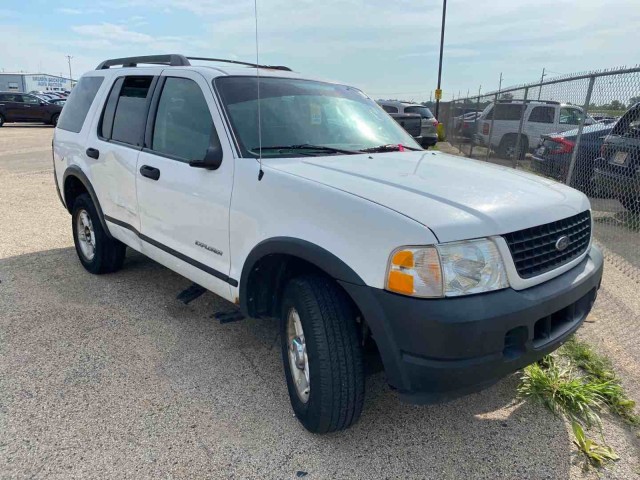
1,126,638,479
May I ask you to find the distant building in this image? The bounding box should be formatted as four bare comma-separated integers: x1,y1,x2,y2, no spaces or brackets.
0,73,76,92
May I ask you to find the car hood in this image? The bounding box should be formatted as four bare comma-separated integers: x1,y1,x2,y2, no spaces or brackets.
265,151,590,242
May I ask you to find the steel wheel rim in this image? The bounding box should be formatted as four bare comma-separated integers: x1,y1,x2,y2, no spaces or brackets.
287,307,310,403
76,209,96,261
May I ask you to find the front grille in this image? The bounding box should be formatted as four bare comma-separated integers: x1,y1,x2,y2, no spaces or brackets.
503,211,591,279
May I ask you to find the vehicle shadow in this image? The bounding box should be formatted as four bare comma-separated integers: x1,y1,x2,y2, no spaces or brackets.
0,247,574,479
3,123,53,128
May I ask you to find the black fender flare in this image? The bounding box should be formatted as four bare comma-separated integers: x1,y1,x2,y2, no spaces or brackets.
62,166,113,239
239,237,365,312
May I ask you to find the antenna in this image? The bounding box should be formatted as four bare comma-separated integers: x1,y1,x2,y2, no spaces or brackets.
254,0,264,181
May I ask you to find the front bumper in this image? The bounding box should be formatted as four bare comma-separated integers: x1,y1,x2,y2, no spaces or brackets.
340,245,603,404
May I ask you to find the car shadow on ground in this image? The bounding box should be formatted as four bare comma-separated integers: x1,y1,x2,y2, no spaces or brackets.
0,247,574,478
3,123,53,128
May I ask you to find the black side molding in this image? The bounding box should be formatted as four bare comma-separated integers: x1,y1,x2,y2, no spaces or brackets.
104,215,238,287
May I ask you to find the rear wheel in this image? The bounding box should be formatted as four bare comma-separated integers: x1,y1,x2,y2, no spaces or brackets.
498,135,528,160
280,275,365,433
72,193,126,274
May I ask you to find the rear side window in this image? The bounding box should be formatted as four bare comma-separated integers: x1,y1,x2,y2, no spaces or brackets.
404,105,434,118
110,76,154,146
151,77,216,162
528,106,554,123
485,104,523,121
381,105,398,113
612,107,640,139
57,76,104,133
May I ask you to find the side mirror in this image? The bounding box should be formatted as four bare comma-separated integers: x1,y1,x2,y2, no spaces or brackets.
189,126,223,170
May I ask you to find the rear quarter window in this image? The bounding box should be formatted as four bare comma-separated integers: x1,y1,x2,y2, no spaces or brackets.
57,77,104,133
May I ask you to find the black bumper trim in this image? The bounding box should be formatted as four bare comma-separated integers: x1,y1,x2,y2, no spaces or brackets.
340,245,604,403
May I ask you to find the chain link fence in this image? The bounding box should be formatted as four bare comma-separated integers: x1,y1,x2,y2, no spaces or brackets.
441,67,640,281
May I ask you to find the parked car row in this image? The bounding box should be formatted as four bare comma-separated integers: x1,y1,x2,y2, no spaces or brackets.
0,91,64,127
377,100,439,147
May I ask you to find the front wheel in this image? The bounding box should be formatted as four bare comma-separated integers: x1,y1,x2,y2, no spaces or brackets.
51,113,60,127
280,275,365,433
0,114,5,127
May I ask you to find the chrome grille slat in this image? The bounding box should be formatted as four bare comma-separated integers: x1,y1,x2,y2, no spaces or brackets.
503,211,591,279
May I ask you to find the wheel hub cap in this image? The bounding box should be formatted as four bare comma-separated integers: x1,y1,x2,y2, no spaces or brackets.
287,308,310,403
76,209,96,261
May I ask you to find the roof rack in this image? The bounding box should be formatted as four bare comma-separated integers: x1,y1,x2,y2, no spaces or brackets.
187,57,291,71
495,99,560,105
96,54,190,70
95,54,292,72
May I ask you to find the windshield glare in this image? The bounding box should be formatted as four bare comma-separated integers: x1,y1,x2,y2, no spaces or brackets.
215,76,421,157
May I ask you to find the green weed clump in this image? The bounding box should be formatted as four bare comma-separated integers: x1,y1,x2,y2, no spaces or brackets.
572,421,619,469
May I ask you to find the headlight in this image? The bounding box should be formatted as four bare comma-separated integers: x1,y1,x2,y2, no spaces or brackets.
386,238,508,298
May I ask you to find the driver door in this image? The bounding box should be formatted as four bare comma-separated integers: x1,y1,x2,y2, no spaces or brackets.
136,69,236,300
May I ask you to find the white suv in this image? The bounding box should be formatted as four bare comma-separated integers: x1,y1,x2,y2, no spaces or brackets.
377,100,438,147
474,99,595,159
53,55,603,433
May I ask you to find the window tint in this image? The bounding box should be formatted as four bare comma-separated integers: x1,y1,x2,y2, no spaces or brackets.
490,104,524,121
612,107,640,139
559,107,584,125
404,105,434,118
21,95,40,105
57,76,104,133
381,105,398,113
152,77,214,162
111,76,153,146
528,106,554,123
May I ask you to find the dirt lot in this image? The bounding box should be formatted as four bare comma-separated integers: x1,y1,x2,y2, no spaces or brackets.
1,126,639,479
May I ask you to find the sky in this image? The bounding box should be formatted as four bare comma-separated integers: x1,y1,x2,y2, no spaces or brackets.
1,0,639,102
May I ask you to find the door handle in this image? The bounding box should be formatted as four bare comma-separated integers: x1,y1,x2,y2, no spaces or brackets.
140,165,160,181
86,148,100,159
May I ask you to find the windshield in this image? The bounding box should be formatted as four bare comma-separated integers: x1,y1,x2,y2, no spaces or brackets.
215,76,421,157
404,106,434,119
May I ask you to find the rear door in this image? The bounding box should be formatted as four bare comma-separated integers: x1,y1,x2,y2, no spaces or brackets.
90,72,161,247
0,93,25,121
136,70,235,300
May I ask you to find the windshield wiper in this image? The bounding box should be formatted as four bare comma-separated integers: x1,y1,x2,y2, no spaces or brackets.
250,144,359,155
359,144,422,153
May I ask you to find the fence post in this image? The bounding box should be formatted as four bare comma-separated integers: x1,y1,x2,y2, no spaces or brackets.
469,94,481,158
566,76,596,186
513,87,529,168
485,93,499,161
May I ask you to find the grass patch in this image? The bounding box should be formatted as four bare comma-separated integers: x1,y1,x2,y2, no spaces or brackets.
562,337,639,425
519,336,640,469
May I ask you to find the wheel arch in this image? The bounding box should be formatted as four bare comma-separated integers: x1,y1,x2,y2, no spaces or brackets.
62,166,113,239
239,237,365,318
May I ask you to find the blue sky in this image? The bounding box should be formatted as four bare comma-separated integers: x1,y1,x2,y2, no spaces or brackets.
1,0,639,102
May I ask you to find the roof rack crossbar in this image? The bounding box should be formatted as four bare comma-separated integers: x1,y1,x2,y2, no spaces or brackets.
187,56,291,71
96,54,191,70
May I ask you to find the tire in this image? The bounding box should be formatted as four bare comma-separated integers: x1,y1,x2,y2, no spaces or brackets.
498,135,528,160
71,193,126,274
0,114,4,127
51,113,60,127
619,194,640,214
280,274,365,433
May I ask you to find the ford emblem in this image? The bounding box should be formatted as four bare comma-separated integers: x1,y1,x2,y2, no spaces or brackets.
555,236,570,252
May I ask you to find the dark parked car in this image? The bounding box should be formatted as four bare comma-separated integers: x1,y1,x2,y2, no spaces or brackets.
0,92,63,127
389,112,423,145
531,122,613,195
594,103,640,212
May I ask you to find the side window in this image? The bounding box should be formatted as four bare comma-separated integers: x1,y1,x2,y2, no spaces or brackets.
612,108,640,138
21,95,40,105
559,107,584,125
494,104,524,121
381,105,398,113
528,106,554,123
151,77,216,162
111,76,154,146
58,76,104,133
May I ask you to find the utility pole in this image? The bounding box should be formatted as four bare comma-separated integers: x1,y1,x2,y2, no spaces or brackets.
434,0,447,119
537,67,546,100
498,72,503,94
66,55,73,83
